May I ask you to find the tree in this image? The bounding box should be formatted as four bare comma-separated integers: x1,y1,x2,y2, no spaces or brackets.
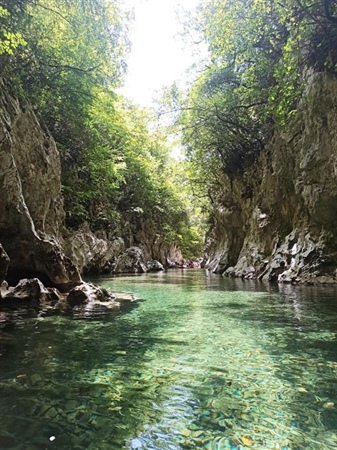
0,0,209,259
0,2,26,59
177,0,337,188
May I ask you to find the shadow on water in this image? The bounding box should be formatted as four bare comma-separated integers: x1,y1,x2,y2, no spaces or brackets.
0,298,186,450
182,281,337,449
2,271,337,449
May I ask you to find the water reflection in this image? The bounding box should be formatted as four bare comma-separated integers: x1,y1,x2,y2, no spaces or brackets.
1,271,337,449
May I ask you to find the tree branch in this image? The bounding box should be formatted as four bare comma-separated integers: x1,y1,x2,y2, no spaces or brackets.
324,0,337,23
47,63,102,74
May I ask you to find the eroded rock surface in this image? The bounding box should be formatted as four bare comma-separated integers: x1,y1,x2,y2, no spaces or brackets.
0,79,81,288
147,259,164,272
66,282,116,308
204,72,337,284
114,246,148,273
64,225,125,274
0,278,62,307
0,245,9,287
65,225,182,275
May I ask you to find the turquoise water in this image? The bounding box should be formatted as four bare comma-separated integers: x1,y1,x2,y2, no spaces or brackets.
1,270,337,449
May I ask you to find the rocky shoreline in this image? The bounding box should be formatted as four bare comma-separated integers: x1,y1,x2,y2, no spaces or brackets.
0,79,178,316
2,70,337,312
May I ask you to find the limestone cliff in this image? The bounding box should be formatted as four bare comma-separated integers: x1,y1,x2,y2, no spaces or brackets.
122,216,183,267
204,72,337,284
64,224,125,274
0,80,181,289
0,80,81,289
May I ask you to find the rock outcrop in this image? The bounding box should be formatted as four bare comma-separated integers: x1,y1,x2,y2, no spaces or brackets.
114,246,148,273
0,244,9,287
0,79,81,289
147,259,164,272
64,224,125,274
66,282,134,309
121,213,183,267
66,282,116,308
0,79,178,292
0,278,62,307
204,72,337,284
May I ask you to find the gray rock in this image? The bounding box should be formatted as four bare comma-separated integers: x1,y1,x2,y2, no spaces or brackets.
66,282,116,308
114,246,147,273
1,278,62,306
64,225,125,275
204,73,337,284
0,79,81,289
0,244,9,287
147,259,164,272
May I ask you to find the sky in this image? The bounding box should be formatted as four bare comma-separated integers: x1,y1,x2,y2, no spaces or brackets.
120,0,202,107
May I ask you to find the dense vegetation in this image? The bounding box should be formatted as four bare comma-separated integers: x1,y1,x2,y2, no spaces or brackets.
2,0,337,262
0,0,205,260
178,0,337,195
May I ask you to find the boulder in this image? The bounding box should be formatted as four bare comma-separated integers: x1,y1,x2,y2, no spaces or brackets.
114,246,148,273
147,259,164,272
0,278,62,307
66,282,116,308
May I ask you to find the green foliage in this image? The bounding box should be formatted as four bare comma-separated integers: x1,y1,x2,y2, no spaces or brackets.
116,104,206,257
0,0,209,259
0,4,25,57
1,0,131,231
177,0,337,185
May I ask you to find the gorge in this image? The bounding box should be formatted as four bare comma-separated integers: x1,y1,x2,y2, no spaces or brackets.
2,2,337,449
203,71,337,285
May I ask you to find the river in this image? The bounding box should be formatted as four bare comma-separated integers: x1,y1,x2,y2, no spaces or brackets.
1,270,337,449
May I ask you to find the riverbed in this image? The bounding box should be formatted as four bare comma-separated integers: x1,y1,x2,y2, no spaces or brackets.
1,270,337,449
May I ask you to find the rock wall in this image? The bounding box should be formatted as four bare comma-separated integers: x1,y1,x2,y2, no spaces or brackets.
204,72,337,284
64,221,179,275
122,216,183,267
0,79,181,289
64,224,126,274
0,80,81,289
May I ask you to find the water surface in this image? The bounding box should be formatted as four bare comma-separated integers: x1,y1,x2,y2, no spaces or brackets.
1,270,337,449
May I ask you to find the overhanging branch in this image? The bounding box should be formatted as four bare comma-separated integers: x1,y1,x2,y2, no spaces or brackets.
324,0,337,23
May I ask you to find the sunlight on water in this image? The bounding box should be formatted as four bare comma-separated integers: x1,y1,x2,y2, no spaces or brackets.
1,270,337,449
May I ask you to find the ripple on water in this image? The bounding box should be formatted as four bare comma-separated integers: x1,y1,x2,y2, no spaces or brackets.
1,271,337,449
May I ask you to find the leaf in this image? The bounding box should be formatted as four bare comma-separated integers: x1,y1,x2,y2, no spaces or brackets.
241,435,254,446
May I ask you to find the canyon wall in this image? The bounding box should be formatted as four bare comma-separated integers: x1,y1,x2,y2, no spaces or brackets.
0,81,179,286
204,72,337,284
0,80,81,289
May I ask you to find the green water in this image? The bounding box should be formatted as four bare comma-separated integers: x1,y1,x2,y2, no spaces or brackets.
1,271,337,449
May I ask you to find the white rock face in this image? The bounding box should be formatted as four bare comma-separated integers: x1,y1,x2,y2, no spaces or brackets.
0,79,81,288
204,73,337,284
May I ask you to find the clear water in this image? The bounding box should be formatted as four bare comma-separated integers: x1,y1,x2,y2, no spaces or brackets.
1,270,337,449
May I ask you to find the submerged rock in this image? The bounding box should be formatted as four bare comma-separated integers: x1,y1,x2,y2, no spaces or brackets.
0,313,15,331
